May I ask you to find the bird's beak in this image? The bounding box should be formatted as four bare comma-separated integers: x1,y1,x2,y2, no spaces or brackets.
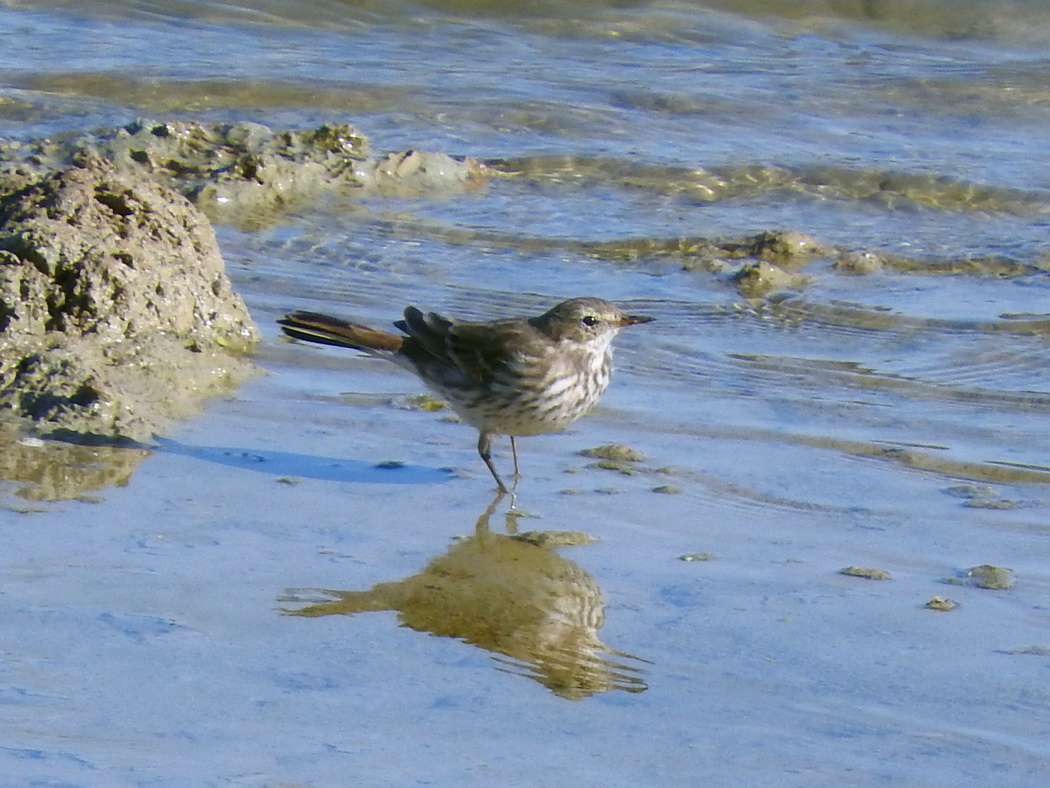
621,314,654,327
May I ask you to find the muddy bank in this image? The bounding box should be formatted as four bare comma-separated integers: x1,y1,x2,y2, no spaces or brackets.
0,154,258,493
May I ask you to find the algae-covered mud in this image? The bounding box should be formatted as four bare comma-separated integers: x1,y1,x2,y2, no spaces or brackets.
3,1,1050,785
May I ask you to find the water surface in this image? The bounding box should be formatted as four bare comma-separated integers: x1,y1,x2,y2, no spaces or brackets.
3,1,1050,785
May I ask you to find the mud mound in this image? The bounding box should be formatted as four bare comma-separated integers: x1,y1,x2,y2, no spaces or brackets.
0,154,258,442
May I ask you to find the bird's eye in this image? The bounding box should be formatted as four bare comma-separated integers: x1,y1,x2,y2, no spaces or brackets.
582,315,599,326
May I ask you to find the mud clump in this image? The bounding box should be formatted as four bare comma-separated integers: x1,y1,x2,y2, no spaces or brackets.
839,566,893,581
926,596,957,612
5,118,491,229
733,259,810,298
728,229,828,270
0,154,258,445
86,119,370,226
578,443,646,463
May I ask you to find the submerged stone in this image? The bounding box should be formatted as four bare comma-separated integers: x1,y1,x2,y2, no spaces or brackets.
941,564,1015,590
926,596,958,612
733,259,810,298
965,564,1015,590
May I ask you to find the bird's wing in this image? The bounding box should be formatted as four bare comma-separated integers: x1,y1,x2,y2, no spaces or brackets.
394,307,453,359
397,308,538,384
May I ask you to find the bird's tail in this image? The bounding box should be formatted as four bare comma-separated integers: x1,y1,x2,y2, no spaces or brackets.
278,310,403,353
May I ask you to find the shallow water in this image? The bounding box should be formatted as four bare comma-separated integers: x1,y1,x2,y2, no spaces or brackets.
3,1,1050,785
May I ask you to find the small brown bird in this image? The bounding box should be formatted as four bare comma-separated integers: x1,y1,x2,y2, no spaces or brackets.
278,297,653,492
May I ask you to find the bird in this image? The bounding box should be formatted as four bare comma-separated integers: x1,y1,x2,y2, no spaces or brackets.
278,297,653,492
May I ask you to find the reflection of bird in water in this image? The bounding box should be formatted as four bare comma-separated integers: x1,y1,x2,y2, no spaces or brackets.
284,496,648,700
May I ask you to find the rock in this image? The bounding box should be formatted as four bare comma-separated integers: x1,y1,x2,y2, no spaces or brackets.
0,154,258,445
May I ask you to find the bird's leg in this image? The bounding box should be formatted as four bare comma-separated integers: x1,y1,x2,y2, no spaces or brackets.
477,431,509,493
510,436,521,479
